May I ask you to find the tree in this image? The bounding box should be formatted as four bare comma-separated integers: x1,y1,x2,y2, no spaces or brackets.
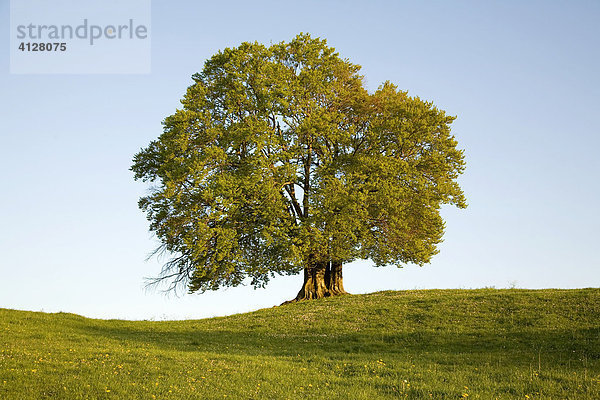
131,34,466,302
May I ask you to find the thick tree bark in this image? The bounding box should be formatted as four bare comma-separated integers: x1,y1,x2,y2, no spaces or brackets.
293,258,328,301
328,260,347,296
284,258,347,304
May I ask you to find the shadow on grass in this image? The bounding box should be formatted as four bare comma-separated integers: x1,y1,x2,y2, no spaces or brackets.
73,319,600,366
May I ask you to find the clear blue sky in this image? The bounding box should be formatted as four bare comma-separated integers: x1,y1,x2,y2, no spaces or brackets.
1,0,599,320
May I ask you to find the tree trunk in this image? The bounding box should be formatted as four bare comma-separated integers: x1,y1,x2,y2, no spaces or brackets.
284,258,347,304
293,258,328,301
328,260,347,295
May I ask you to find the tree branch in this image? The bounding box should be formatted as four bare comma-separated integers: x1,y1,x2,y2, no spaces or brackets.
283,183,304,220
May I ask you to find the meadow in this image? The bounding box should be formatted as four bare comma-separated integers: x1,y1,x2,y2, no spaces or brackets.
1,288,599,399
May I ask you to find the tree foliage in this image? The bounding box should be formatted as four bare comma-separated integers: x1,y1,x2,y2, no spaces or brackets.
131,34,466,297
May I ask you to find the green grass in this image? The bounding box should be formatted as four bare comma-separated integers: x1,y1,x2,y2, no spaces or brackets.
1,289,599,399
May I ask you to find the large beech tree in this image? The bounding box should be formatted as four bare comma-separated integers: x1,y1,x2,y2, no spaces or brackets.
131,34,466,302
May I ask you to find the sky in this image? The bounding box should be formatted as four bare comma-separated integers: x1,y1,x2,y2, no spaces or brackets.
0,0,598,320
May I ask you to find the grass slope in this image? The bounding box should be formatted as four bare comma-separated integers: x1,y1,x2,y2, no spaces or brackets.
1,289,599,399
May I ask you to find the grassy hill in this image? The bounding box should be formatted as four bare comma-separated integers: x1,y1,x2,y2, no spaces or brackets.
1,289,599,399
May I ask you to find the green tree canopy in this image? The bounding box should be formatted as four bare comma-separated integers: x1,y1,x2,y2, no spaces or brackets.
131,34,466,301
